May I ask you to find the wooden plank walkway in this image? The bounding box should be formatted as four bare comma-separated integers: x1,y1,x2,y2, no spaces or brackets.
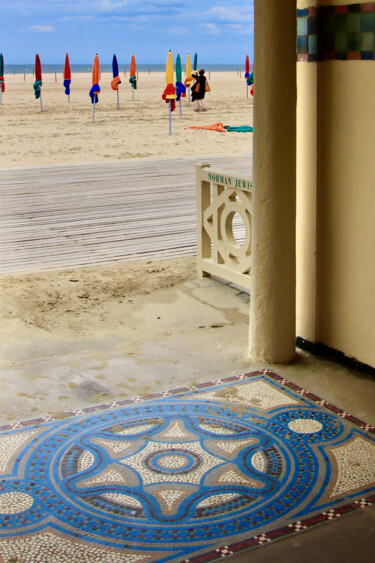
0,156,251,274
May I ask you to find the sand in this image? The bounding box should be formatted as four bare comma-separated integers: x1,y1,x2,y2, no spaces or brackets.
0,71,252,349
0,71,253,167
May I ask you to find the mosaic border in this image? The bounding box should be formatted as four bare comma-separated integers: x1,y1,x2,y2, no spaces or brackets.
297,2,375,61
2,369,375,563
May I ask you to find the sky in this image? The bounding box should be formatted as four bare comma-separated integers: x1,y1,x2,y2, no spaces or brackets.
2,0,254,65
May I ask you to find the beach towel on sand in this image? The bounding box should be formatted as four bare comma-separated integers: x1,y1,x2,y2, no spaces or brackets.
187,122,253,133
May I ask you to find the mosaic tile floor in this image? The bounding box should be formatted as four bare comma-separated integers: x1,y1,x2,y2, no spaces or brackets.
1,370,375,563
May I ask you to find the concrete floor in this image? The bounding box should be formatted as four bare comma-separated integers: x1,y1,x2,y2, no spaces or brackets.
1,275,375,561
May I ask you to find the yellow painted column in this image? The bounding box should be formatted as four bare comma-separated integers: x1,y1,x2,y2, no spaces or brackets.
249,0,297,362
296,0,318,344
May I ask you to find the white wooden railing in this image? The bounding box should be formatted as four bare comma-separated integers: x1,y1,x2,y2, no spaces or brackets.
196,162,253,289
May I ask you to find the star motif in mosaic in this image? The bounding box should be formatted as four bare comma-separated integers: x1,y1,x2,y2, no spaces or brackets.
0,370,374,562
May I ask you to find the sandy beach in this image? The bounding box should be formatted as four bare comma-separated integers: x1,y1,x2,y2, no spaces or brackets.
0,71,253,167
0,70,252,362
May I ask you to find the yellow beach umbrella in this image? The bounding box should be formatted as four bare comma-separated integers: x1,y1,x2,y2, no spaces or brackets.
161,50,177,135
166,50,174,87
185,53,193,106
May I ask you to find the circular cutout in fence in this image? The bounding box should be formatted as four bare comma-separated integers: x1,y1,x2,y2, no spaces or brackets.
220,203,251,259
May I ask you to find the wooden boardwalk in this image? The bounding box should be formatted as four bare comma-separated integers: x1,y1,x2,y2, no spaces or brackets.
0,156,251,274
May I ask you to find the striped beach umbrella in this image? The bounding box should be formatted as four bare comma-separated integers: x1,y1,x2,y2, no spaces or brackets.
0,53,4,105
111,54,121,109
64,53,71,101
185,53,193,106
129,54,136,99
90,53,100,122
33,54,43,111
161,50,177,135
175,53,186,118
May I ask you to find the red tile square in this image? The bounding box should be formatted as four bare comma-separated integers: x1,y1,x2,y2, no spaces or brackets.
361,2,375,12
335,5,348,13
347,51,362,59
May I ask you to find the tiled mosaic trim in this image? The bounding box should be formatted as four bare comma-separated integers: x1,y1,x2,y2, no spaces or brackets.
297,2,375,61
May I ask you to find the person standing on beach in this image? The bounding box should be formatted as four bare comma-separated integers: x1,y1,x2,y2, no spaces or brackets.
191,69,209,112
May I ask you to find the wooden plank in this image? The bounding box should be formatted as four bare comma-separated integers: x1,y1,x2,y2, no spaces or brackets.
0,155,252,274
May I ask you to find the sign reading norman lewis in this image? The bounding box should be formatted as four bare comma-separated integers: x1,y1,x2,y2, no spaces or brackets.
206,172,253,191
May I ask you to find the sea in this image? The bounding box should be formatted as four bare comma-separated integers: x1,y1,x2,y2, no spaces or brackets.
4,63,245,75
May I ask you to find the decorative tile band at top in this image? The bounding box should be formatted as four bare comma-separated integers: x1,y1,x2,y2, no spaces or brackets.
297,2,375,61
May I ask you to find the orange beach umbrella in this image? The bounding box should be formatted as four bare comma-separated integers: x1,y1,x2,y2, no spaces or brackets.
90,54,100,122
129,54,137,97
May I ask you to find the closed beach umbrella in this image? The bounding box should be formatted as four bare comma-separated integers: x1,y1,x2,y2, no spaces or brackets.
0,53,4,105
193,52,198,71
90,53,100,122
161,50,177,135
111,54,121,109
33,54,43,111
129,54,137,99
185,53,193,106
175,54,186,118
245,54,250,98
64,53,71,101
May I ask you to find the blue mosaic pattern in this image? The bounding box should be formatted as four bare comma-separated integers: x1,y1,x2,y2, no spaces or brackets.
0,370,375,562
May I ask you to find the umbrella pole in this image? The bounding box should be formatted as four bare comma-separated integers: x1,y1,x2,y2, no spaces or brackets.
0,91,2,105
179,99,182,118
132,89,134,101
40,92,43,112
68,94,70,103
93,100,96,123
246,84,248,99
188,87,190,107
169,100,172,136
117,89,120,110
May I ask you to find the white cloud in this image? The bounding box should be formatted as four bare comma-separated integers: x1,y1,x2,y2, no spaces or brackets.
199,23,220,35
22,25,53,32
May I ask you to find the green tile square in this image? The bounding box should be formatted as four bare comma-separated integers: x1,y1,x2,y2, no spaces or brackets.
335,14,347,33
361,12,375,33
361,32,375,52
335,32,348,52
297,17,308,35
308,35,317,54
348,32,361,51
348,12,361,33
322,14,335,33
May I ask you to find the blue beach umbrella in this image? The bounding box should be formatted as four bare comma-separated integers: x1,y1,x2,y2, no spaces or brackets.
111,54,121,109
0,53,4,105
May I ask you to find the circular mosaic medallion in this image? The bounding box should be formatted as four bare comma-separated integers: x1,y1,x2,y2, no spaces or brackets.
0,397,344,548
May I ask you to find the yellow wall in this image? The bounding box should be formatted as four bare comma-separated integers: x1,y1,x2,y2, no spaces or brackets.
316,61,375,366
296,1,375,368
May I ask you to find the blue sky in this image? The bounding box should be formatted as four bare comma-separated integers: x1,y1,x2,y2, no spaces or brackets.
2,0,254,64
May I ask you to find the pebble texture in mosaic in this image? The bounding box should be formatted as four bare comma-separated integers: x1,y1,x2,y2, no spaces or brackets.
0,370,374,563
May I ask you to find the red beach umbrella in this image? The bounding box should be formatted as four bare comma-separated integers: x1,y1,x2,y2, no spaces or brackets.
64,53,71,100
33,54,43,111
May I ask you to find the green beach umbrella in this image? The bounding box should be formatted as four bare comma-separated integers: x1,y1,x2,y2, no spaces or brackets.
0,53,4,105
175,54,185,118
193,52,198,71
